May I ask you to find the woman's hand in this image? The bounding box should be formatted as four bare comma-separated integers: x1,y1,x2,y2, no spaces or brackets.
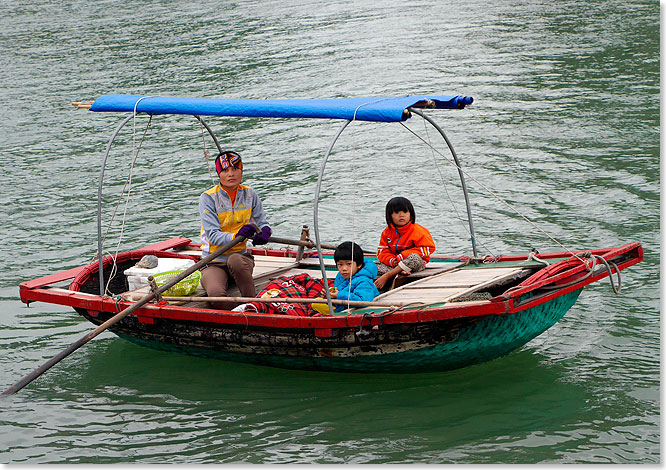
235,224,257,239
252,226,272,245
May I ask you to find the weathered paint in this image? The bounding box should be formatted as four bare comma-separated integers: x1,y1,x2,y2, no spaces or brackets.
79,289,581,373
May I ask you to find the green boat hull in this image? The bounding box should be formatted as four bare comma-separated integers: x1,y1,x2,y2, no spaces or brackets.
114,289,582,373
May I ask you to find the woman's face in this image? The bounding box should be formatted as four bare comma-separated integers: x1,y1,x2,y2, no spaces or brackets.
218,166,243,191
391,210,410,227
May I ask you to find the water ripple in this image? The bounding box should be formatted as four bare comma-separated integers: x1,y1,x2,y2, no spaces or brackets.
0,0,658,464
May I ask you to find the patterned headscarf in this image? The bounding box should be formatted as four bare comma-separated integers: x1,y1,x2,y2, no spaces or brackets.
215,151,243,173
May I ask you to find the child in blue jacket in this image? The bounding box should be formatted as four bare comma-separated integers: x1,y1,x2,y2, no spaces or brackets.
330,241,380,312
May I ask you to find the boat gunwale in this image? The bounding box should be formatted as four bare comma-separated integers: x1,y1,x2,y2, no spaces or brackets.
18,240,643,331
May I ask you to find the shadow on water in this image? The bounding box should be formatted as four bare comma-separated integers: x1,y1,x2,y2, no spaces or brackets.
2,305,656,464
0,0,658,463
77,335,573,395
25,336,595,463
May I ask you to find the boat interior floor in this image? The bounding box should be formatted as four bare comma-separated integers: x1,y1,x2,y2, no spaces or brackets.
120,253,541,311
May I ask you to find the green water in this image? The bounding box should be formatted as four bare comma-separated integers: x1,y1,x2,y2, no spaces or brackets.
0,0,659,464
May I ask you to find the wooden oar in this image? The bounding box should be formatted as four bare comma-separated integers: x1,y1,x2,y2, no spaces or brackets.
2,236,247,396
161,295,413,308
266,236,374,254
268,235,338,251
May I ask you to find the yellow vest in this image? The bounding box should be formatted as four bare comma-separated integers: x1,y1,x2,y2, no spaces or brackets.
200,184,258,261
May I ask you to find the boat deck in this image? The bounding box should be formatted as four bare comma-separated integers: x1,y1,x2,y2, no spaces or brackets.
121,252,538,311
376,265,531,306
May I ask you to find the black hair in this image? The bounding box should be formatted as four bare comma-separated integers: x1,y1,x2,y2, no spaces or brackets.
385,196,416,227
334,241,365,266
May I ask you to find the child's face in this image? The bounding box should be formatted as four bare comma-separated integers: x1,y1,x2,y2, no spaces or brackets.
391,210,411,227
336,260,360,279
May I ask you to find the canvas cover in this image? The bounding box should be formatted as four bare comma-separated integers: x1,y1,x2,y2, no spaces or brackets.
89,94,473,122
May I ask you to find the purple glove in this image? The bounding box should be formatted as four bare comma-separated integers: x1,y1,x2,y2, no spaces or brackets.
252,226,272,245
235,224,257,239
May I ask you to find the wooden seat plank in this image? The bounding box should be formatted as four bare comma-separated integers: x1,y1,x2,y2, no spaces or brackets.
412,267,523,288
377,266,530,304
378,288,465,304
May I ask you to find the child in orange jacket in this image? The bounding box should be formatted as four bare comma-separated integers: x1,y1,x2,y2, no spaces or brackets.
375,197,436,290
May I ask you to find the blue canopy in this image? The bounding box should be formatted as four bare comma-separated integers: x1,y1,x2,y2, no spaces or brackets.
89,94,473,123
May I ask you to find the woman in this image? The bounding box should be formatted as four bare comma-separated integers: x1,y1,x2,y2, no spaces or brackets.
199,151,272,309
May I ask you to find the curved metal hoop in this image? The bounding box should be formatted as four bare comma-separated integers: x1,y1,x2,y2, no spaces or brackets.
96,114,134,295
194,115,223,154
313,120,352,314
96,114,224,295
408,108,478,257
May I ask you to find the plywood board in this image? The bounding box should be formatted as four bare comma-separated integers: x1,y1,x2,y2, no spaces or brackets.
378,267,529,304
297,257,337,267
254,256,301,266
414,267,524,288
379,288,464,304
250,255,301,278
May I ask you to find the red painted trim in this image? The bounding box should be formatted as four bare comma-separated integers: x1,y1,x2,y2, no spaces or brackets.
384,310,420,324
140,237,193,251
248,247,302,258
20,265,89,290
314,328,334,337
19,282,508,326
20,237,193,291
17,240,643,330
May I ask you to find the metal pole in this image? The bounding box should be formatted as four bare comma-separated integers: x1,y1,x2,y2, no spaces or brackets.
97,114,134,296
194,116,223,153
313,120,352,315
408,108,478,257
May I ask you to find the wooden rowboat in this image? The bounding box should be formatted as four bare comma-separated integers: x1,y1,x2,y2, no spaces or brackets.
20,236,641,372
17,94,643,373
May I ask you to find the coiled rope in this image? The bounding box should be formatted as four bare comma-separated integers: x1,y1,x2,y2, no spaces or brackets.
540,252,621,293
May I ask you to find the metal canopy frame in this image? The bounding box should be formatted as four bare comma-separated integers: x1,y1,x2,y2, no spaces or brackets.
95,111,477,306
311,113,477,314
96,115,222,296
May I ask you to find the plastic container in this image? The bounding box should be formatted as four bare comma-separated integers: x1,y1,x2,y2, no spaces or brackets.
124,258,195,291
